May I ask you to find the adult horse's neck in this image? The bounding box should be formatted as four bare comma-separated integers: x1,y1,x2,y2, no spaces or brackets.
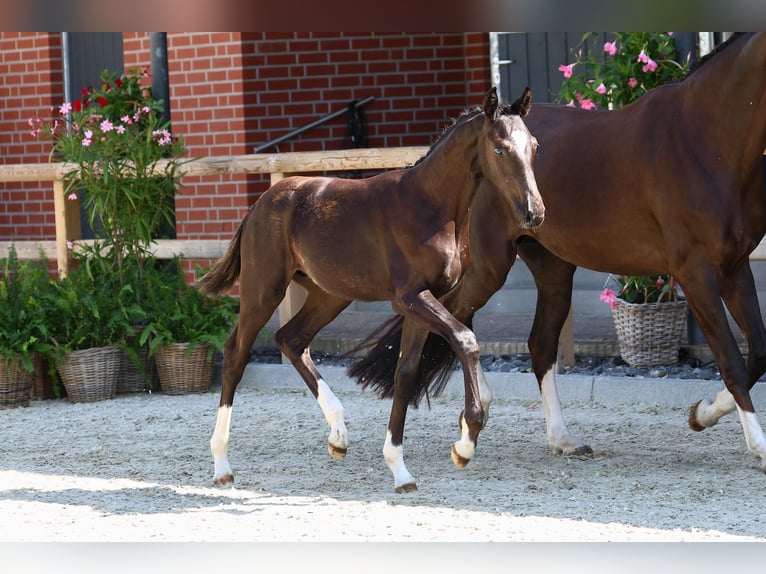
680,33,766,175
407,112,483,226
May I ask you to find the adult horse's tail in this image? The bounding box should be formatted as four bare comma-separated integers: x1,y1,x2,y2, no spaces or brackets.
197,210,249,296
346,315,460,407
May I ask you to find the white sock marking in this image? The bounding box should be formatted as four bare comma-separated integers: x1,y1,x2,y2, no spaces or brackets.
317,378,348,450
383,429,415,489
210,405,233,480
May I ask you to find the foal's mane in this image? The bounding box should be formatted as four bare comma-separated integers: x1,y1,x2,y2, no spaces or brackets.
410,103,516,168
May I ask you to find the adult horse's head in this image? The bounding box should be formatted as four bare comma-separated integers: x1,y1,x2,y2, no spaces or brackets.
478,86,544,230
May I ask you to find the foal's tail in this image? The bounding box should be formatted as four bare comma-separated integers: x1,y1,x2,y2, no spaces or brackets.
345,315,460,407
197,210,250,296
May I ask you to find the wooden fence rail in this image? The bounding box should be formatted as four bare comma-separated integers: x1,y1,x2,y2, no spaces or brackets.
4,148,766,366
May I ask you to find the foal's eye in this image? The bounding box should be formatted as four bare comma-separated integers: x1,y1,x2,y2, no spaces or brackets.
493,147,504,156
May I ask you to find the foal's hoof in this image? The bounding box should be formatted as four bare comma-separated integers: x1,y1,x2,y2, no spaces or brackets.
451,444,471,468
564,445,594,456
688,401,706,432
328,443,348,461
213,473,234,487
395,482,418,494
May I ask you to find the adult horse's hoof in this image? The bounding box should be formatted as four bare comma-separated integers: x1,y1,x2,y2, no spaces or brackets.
688,401,706,432
451,444,471,468
395,482,418,494
328,443,348,461
213,473,234,486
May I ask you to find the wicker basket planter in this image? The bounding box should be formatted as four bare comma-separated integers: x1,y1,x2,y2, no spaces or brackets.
611,298,688,367
118,347,158,393
154,342,215,395
0,355,34,409
56,346,121,403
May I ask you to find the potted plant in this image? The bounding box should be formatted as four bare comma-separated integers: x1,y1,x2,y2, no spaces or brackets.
141,262,237,395
558,33,691,367
0,245,54,408
600,275,688,367
43,243,141,403
31,67,188,393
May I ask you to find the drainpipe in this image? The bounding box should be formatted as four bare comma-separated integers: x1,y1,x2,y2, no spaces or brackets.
150,32,171,127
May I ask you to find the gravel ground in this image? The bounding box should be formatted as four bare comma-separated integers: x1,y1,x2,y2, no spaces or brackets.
3,352,766,545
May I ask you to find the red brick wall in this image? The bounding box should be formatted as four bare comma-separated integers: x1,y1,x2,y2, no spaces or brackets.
1,32,491,278
0,32,62,241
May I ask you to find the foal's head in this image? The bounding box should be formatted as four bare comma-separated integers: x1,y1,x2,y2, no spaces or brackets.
478,87,544,230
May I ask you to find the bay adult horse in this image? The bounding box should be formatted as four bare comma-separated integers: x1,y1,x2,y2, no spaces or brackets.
349,32,766,479
198,87,544,492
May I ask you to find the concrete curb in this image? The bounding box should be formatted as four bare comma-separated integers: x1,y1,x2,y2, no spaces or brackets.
239,363,766,410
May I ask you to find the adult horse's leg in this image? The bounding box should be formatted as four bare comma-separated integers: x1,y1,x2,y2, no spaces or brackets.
681,264,766,472
518,240,593,455
274,282,352,460
688,264,766,433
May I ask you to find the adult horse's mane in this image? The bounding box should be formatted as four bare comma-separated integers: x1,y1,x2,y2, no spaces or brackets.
685,32,746,78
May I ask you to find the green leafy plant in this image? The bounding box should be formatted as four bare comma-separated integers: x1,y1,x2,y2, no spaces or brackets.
43,243,142,363
140,261,238,361
558,33,690,306
0,245,54,372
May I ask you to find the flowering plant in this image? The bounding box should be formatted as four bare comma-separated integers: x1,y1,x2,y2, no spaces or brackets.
557,32,690,110
558,33,689,309
600,274,680,308
31,67,186,273
29,68,189,369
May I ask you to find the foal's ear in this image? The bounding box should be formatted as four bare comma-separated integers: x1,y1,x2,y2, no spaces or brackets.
510,86,532,117
483,87,499,119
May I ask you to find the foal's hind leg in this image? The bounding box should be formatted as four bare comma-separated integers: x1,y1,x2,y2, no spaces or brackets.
212,298,282,486
519,242,592,456
274,283,352,460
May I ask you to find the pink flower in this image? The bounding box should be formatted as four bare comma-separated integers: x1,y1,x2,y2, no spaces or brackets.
116,125,126,134
59,101,72,115
566,100,576,108
100,119,114,133
642,59,658,73
600,288,617,309
558,63,575,78
595,82,607,95
121,115,132,125
66,241,74,250
153,129,172,146
628,77,638,89
637,49,658,73
603,41,617,56
579,98,596,110
82,129,93,147
67,192,77,200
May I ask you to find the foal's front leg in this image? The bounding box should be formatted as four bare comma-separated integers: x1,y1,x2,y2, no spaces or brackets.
394,289,492,471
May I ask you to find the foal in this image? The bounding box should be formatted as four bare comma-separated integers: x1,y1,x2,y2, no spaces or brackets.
199,87,544,492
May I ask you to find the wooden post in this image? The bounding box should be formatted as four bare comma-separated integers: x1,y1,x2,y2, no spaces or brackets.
52,179,83,278
557,308,575,371
271,172,307,364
